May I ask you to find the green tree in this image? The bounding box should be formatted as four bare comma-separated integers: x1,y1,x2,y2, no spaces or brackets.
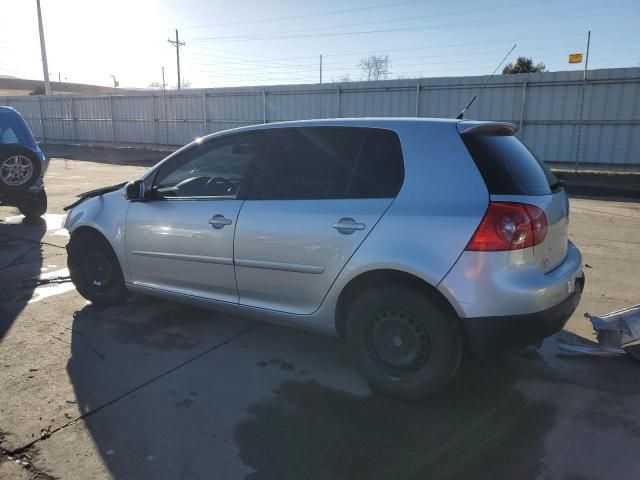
502,56,546,74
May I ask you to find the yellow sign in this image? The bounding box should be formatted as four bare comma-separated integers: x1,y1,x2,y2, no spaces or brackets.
569,53,583,64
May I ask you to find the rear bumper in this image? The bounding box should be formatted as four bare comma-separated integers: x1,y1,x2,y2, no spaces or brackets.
463,274,584,356
438,241,584,318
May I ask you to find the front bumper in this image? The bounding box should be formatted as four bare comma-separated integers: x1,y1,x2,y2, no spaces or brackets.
463,274,584,356
0,181,45,204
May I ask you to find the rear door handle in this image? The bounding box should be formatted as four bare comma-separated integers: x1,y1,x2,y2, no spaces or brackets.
208,214,232,229
333,217,366,234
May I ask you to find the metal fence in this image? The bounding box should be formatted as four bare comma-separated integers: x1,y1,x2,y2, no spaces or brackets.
2,67,639,169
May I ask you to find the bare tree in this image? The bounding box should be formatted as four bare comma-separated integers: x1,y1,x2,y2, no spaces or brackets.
359,55,391,81
171,79,191,89
148,81,166,89
335,74,352,83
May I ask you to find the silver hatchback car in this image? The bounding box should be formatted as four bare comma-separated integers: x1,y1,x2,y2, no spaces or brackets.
64,118,584,398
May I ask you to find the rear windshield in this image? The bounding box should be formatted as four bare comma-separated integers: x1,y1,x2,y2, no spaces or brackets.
462,133,558,196
0,110,37,149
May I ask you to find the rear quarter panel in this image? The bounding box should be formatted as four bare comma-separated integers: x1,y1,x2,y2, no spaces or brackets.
315,121,489,326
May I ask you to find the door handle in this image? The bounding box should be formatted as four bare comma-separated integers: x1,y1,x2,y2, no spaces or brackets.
333,217,366,234
208,214,232,229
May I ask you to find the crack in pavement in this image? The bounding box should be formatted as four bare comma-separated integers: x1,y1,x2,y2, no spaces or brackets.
0,244,40,270
0,232,67,250
1,322,261,457
0,252,66,275
572,206,640,221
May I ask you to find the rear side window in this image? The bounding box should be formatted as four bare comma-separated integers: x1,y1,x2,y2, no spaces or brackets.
347,130,404,198
462,134,558,195
253,127,403,200
0,111,37,149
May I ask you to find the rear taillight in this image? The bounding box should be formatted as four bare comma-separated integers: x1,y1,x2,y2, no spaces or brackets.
466,201,547,251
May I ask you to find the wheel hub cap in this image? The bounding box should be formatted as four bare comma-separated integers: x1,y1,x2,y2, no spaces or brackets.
83,253,113,289
368,309,431,374
1,155,34,186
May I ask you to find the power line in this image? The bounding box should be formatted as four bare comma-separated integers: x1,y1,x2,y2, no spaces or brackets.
180,38,638,75
189,0,558,41
179,0,430,29
183,27,639,63
188,4,639,42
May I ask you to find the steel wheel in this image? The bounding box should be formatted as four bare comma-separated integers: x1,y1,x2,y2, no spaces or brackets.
68,230,129,308
366,307,431,378
81,251,116,289
1,155,34,186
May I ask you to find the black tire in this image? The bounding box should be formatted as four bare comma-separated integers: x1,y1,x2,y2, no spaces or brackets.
345,285,464,399
67,230,129,308
18,189,47,221
0,145,42,194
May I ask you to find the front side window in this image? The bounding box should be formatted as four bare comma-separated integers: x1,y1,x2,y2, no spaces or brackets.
252,127,404,200
152,130,268,199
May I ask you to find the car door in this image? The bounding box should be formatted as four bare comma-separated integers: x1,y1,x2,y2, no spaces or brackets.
234,126,405,314
125,130,269,303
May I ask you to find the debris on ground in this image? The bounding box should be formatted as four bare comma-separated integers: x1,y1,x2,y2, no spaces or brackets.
559,305,640,361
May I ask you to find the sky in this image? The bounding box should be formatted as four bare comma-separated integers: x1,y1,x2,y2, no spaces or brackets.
0,0,639,89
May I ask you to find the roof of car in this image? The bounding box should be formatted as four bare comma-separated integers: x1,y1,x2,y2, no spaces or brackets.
198,117,515,142
249,117,461,127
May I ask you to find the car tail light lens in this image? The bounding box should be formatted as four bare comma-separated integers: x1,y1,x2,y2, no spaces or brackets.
466,202,547,251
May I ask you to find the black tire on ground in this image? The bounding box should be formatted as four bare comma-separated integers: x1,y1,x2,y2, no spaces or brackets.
18,189,47,221
0,145,42,194
345,285,464,399
67,230,129,308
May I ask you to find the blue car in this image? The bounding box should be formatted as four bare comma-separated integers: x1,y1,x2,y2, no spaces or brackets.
0,106,48,219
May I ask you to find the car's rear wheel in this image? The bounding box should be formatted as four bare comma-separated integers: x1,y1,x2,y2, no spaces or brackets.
18,189,47,221
67,230,129,308
345,285,463,399
0,145,41,194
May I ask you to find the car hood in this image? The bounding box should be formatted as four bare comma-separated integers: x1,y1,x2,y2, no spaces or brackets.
63,182,127,211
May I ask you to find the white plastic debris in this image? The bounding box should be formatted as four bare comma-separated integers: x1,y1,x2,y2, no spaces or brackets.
558,305,640,361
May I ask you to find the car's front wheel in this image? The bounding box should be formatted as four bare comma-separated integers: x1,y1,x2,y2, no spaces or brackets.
345,285,463,399
67,230,129,308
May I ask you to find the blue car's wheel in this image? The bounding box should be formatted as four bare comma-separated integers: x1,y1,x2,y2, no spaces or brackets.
0,145,41,194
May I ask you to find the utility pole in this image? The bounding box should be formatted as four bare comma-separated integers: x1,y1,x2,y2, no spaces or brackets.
36,0,51,95
574,30,591,172
168,29,185,90
583,30,591,81
161,66,166,96
319,55,323,84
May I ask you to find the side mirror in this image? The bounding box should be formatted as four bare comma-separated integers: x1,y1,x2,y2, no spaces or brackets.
123,180,145,201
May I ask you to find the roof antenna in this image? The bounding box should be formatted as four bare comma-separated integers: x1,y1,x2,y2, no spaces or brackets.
455,43,517,120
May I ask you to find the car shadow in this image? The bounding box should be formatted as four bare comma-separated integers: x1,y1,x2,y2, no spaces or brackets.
0,216,46,342
63,297,583,480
